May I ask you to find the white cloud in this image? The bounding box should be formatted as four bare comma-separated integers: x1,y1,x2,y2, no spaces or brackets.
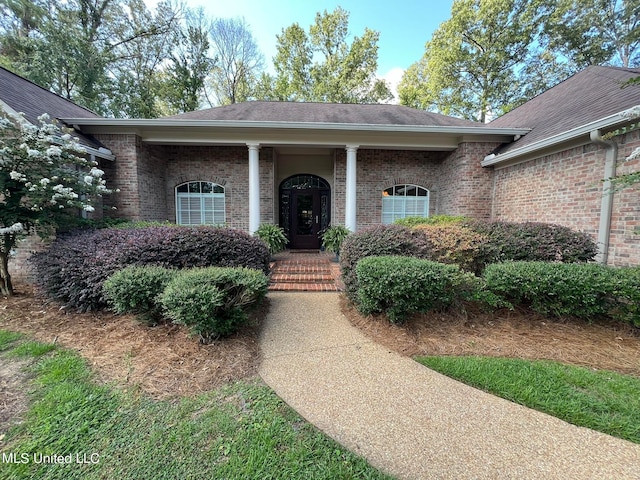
380,67,405,104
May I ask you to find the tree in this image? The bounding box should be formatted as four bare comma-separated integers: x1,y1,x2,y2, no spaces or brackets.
108,0,182,118
542,0,640,69
163,7,215,113
0,0,195,117
398,0,542,122
258,7,392,103
207,17,264,105
0,113,111,296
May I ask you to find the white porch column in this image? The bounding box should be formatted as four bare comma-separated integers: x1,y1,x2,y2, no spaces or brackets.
247,143,260,234
345,144,359,232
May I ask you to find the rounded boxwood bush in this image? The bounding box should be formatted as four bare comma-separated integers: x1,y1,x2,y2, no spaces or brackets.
159,267,269,343
30,225,270,312
356,255,479,323
339,224,432,299
103,265,177,324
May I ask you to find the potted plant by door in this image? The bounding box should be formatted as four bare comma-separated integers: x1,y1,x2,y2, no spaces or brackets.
320,225,351,261
254,224,288,257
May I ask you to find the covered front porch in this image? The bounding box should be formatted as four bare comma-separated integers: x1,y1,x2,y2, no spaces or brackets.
63,102,529,243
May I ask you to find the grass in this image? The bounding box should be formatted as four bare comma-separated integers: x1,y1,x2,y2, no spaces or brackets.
417,355,640,443
1,331,391,480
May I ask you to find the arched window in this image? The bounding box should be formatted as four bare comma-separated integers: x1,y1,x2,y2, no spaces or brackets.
382,184,429,224
176,181,225,225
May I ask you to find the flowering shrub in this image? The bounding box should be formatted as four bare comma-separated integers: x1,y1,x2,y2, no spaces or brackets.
159,267,269,343
0,112,111,295
30,225,270,312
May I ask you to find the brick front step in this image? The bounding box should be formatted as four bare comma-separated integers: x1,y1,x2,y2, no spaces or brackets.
270,273,335,284
268,282,341,292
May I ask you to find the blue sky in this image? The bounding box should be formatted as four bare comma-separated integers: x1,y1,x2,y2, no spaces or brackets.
167,0,455,91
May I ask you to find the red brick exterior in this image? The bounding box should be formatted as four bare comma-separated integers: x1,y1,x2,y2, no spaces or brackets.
89,132,640,266
491,130,640,266
437,142,502,219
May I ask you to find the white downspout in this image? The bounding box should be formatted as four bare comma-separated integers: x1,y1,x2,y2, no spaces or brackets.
590,129,618,264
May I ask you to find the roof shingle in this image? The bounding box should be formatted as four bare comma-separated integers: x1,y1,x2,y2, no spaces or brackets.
490,65,640,154
166,101,482,127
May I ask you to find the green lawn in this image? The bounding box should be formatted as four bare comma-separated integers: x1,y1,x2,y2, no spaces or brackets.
417,355,640,443
0,331,391,480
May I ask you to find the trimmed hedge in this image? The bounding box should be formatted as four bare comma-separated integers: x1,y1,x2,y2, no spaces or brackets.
355,255,479,323
394,215,467,227
339,224,432,299
484,262,640,325
469,221,597,263
159,267,269,342
102,266,177,324
30,226,270,312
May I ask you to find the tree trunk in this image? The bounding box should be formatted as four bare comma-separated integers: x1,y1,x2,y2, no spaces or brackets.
0,250,13,297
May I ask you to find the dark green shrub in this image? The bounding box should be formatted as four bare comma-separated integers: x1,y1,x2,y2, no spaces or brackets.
159,267,269,343
30,226,270,312
102,266,177,324
394,215,467,227
355,256,479,323
484,262,640,325
339,224,432,299
469,221,597,263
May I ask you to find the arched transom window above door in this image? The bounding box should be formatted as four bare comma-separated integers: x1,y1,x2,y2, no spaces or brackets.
176,181,225,225
382,184,429,224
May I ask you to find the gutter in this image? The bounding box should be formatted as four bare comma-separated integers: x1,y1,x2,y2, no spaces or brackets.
590,130,618,264
482,105,640,167
61,117,530,137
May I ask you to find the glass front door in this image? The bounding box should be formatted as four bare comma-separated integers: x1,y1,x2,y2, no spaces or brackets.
291,190,320,249
279,174,331,250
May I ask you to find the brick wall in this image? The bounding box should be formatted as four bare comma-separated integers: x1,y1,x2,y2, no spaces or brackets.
338,148,446,228
162,145,274,229
491,130,640,266
94,134,142,220
438,142,501,219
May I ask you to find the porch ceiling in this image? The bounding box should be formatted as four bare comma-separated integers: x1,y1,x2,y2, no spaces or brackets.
62,118,529,151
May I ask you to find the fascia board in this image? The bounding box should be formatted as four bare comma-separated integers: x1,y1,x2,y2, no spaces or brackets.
61,117,530,137
482,108,640,167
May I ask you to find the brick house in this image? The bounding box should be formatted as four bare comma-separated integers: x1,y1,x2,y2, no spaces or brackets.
2,65,639,265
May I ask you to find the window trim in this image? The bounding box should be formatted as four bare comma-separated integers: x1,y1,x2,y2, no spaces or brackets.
175,181,226,225
381,183,429,224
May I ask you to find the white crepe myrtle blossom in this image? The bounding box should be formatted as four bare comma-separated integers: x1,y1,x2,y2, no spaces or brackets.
0,223,23,235
1,111,113,296
626,147,640,163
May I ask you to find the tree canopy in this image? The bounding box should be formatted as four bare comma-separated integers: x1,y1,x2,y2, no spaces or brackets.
257,7,393,103
0,0,217,117
399,0,640,122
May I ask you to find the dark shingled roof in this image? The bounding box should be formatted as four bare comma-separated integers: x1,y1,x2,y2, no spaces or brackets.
166,101,482,127
490,65,640,154
0,66,103,148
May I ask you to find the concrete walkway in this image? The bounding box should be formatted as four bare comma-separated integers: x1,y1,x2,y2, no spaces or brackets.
258,292,640,480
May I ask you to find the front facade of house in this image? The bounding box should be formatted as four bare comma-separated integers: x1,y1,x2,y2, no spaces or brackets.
81,107,523,250
2,65,639,269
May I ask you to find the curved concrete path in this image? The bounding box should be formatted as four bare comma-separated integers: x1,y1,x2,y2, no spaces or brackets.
258,292,640,480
